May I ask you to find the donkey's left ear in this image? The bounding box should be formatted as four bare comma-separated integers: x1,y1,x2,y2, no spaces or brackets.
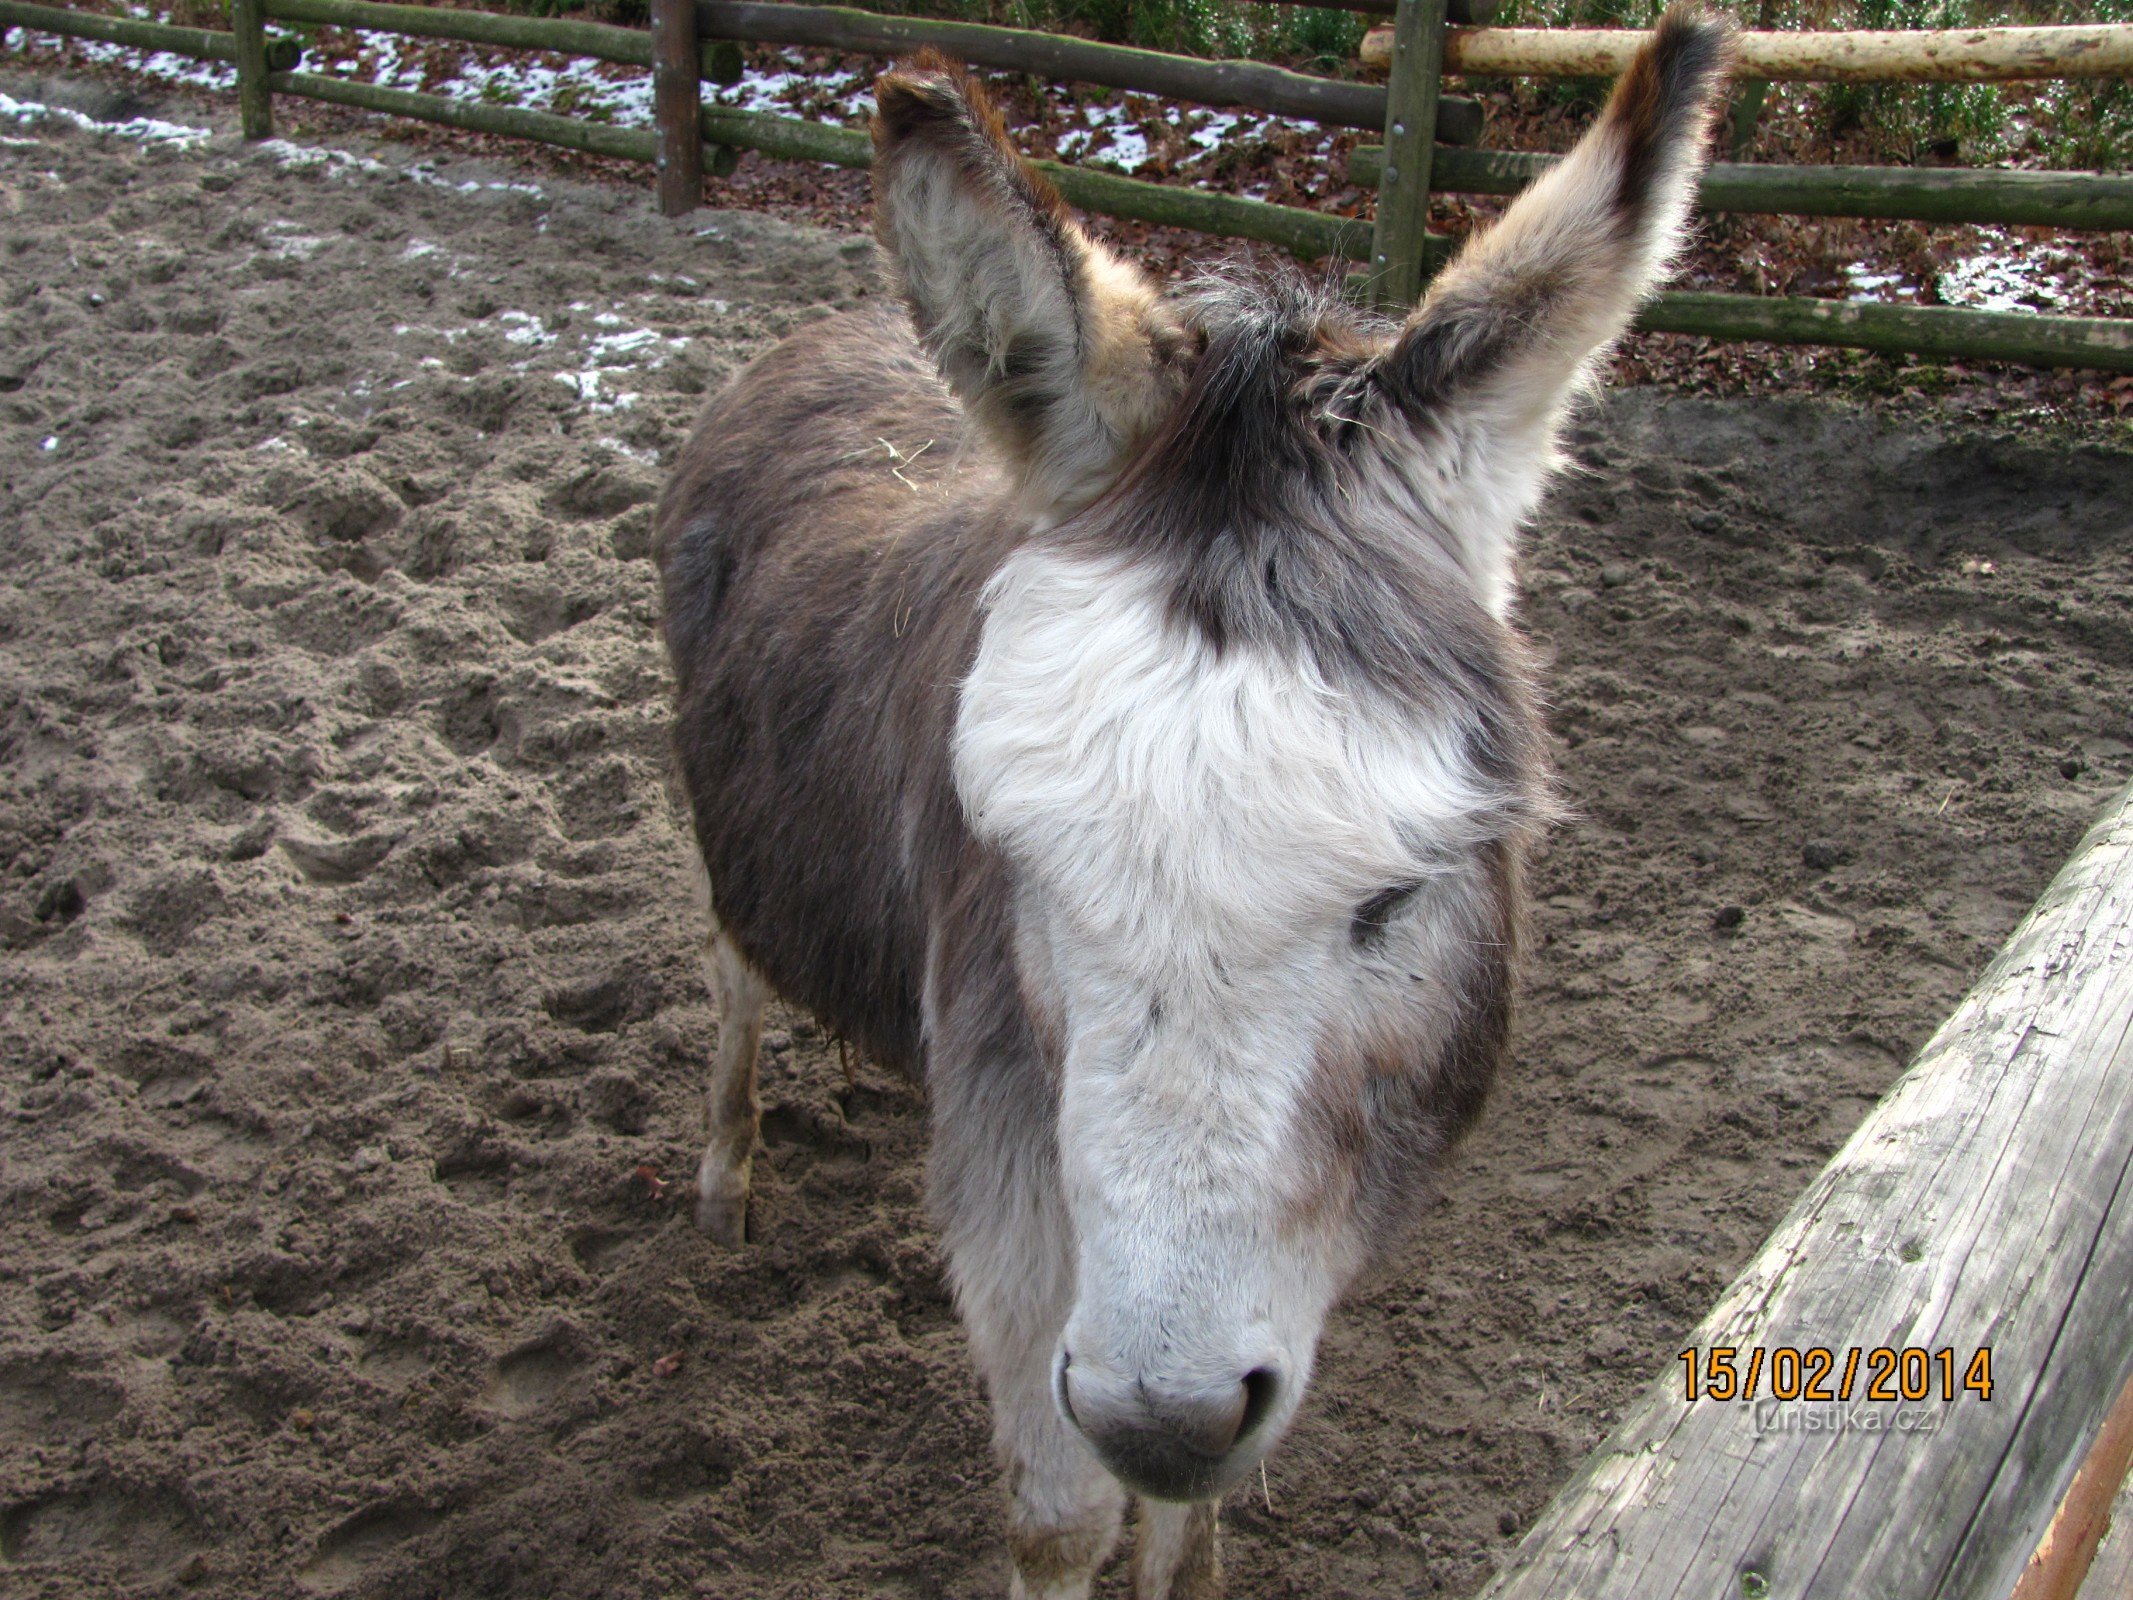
873,53,1189,515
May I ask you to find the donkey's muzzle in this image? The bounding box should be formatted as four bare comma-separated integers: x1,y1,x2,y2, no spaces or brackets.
1057,1352,1283,1502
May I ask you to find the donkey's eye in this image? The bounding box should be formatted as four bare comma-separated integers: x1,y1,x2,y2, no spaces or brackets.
1351,882,1422,948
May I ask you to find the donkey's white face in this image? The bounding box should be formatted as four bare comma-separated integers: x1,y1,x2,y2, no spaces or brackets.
955,543,1523,1498
873,15,1728,1502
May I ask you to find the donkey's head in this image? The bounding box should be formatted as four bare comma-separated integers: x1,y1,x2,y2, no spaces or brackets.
877,10,1731,1503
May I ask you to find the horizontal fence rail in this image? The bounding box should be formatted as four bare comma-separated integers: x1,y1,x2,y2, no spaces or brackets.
257,0,743,84
3,0,2128,372
265,63,742,173
693,0,1480,140
0,0,297,69
1348,144,2133,230
1361,21,2133,81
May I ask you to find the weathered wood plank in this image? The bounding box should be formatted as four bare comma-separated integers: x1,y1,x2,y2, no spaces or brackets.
0,0,297,70
230,0,274,139
695,0,1482,140
1368,0,1449,309
652,0,701,213
1365,22,2133,81
1481,781,2133,1600
262,0,736,88
1348,143,2133,230
2013,1371,2133,1600
2072,1467,2133,1600
1634,292,2133,374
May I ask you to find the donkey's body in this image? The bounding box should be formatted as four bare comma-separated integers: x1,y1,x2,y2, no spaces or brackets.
662,307,1005,1078
656,16,1731,1596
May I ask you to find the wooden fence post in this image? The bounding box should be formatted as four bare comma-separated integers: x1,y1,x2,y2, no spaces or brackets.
230,0,272,139
652,0,701,215
1368,0,1449,310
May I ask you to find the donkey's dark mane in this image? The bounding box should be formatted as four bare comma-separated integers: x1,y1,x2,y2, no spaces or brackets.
1066,268,1548,797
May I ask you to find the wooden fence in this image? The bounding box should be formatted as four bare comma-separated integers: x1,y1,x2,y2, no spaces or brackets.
1,0,2129,371
1480,780,2133,1600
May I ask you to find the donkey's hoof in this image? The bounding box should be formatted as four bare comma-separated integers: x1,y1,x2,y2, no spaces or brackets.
694,1173,750,1247
696,1195,748,1247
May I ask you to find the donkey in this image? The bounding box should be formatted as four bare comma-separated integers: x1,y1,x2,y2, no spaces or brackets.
654,11,1730,1595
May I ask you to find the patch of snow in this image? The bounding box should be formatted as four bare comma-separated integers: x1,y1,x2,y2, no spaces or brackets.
0,88,210,148
1056,100,1152,174
1843,262,1918,302
497,310,556,347
1188,112,1245,154
596,435,659,465
255,139,395,179
710,58,871,123
1939,228,2080,315
263,220,331,260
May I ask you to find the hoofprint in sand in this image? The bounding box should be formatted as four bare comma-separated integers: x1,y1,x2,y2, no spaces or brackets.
4,80,2133,1600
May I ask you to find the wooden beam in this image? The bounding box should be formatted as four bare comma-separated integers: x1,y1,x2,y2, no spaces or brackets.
1368,0,1449,310
1481,781,2133,1600
1364,22,2133,81
695,0,1481,141
1635,291,2133,373
2073,1473,2133,1600
652,0,701,213
694,106,1421,267
2012,1370,2133,1600
231,0,272,139
0,0,297,70
1260,0,1500,20
262,0,734,88
1347,145,2133,231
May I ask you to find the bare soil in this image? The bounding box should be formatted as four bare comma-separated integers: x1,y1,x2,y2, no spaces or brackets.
5,77,2133,1600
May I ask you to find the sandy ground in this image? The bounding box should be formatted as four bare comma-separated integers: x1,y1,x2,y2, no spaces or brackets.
6,76,2133,1600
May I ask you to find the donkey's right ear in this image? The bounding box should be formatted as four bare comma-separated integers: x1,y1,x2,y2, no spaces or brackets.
872,53,1188,515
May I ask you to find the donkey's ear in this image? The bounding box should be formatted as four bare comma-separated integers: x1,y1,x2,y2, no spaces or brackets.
872,53,1188,515
1378,5,1732,438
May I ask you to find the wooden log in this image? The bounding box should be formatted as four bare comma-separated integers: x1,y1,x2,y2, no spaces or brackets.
652,0,701,213
703,37,743,85
1347,143,2133,230
261,0,733,88
1479,780,2133,1600
695,0,1481,141
1259,0,1499,21
1368,0,1449,310
2073,1474,2133,1600
2011,1372,2133,1600
0,0,296,70
1637,291,2133,371
696,104,1429,267
231,0,273,140
1365,22,2133,82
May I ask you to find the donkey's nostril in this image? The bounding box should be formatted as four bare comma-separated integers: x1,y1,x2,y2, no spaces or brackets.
1055,1350,1077,1427
1238,1366,1280,1443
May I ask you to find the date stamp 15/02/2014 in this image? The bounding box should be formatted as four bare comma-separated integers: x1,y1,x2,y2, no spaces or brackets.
1680,1345,1994,1405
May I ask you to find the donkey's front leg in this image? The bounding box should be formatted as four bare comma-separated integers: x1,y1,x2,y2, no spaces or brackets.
935,1044,1124,1597
955,1217,1125,1599
1132,1501,1221,1600
693,924,766,1245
